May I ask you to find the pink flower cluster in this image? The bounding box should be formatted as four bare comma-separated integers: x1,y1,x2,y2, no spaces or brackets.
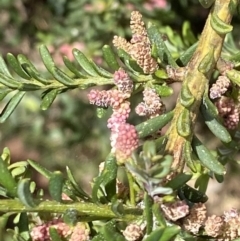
88,69,139,162
135,87,165,118
30,218,89,241
215,97,240,129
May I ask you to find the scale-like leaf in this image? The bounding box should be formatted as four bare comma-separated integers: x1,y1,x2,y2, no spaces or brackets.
210,13,233,35
0,91,25,123
180,84,195,107
176,108,191,137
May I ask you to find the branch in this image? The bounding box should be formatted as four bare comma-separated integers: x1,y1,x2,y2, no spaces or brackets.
0,199,142,222
165,0,238,177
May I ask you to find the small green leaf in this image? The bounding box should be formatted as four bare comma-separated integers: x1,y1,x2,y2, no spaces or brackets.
154,69,168,79
63,56,87,78
39,45,55,72
17,178,37,208
182,21,197,46
0,55,12,77
201,103,232,143
0,72,21,88
152,203,166,228
52,66,76,86
48,171,65,202
66,166,90,200
6,53,31,79
165,173,192,190
73,49,99,76
0,156,17,197
49,227,63,241
215,173,224,183
183,141,200,173
102,221,125,241
96,107,108,118
199,0,215,8
0,88,12,101
0,91,25,123
22,63,52,85
177,42,198,66
194,173,209,193
153,85,173,97
90,60,113,78
111,197,125,216
158,225,180,241
63,208,78,226
17,213,30,241
11,166,27,178
92,154,117,203
40,89,59,110
210,13,233,34
144,227,165,241
180,84,195,107
102,45,120,71
192,135,226,175
176,108,191,137
27,159,52,179
147,23,178,68
226,69,240,86
18,54,52,85
136,111,174,138
91,233,105,241
19,83,41,91
202,92,218,117
144,192,153,234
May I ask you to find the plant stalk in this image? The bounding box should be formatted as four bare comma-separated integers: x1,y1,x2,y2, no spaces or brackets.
0,199,142,222
165,0,238,177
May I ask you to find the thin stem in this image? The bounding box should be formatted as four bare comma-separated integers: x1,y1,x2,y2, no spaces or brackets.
0,199,142,222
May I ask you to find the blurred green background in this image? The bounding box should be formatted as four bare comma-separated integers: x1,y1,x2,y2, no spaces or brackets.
0,0,240,215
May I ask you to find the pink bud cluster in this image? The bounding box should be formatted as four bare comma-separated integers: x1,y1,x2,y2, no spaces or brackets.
88,69,139,162
215,97,240,129
210,76,231,99
135,87,165,118
30,218,90,241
